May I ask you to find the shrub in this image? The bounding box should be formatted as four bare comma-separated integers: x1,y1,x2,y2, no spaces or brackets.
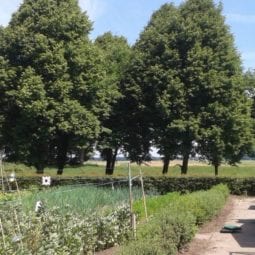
119,184,229,255
0,203,131,255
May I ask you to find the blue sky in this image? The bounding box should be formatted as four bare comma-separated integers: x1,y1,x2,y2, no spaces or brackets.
0,0,255,70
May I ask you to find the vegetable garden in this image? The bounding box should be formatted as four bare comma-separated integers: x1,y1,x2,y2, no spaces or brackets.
0,176,230,255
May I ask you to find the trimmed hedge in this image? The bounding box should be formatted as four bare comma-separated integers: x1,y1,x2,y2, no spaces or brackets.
119,184,229,255
15,176,255,195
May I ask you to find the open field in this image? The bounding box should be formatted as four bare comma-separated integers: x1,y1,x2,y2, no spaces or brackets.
3,160,255,178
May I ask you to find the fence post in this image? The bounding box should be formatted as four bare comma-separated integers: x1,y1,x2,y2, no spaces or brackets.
128,162,137,237
0,150,4,192
0,217,6,249
139,166,148,222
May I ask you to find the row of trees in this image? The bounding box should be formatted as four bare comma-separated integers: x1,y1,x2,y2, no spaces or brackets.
0,0,254,175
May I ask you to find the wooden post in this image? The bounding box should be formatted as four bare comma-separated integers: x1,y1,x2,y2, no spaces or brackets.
0,218,6,249
128,162,133,219
0,151,4,192
139,167,148,222
128,162,137,238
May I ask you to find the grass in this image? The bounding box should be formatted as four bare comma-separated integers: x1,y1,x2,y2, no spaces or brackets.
2,160,255,178
20,185,144,215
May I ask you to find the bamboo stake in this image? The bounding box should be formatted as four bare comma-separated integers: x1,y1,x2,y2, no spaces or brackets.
128,162,137,238
0,217,6,249
128,162,133,219
139,166,148,222
13,208,24,251
0,151,4,192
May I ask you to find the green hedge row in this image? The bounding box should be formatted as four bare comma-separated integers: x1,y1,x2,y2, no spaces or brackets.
14,176,255,195
119,184,229,255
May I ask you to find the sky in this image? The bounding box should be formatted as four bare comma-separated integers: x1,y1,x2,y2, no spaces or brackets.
0,0,254,70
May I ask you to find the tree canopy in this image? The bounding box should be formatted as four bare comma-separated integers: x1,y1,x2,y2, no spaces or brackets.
0,0,116,174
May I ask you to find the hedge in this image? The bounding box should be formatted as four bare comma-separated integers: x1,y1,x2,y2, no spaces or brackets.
119,184,229,255
13,176,255,195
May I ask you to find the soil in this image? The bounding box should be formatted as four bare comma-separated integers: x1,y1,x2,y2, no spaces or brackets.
95,247,118,255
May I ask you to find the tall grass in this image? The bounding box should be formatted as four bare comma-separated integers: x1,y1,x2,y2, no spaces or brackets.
20,185,144,215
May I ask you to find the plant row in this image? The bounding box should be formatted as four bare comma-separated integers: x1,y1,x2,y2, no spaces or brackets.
0,203,131,255
119,184,229,255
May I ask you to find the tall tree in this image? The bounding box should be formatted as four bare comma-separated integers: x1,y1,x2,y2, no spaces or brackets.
132,4,185,174
95,32,131,175
0,0,115,174
179,0,253,175
122,0,252,175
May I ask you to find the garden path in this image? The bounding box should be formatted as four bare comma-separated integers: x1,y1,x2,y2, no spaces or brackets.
180,195,255,255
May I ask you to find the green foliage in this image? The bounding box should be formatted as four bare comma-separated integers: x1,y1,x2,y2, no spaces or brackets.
94,32,132,174
0,203,131,255
133,192,180,220
120,184,229,255
20,185,142,215
121,0,253,175
0,0,116,173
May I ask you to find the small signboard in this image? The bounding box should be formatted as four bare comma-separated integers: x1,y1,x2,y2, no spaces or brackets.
42,176,51,186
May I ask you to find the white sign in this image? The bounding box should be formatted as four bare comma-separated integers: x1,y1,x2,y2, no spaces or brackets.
9,172,16,182
42,176,51,186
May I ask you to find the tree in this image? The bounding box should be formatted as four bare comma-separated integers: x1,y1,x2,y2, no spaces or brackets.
95,32,131,175
132,4,185,174
120,50,154,164
121,0,252,175
179,0,253,175
0,0,115,174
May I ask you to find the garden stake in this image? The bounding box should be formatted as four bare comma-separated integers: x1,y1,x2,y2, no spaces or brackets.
0,150,5,192
13,207,24,251
128,162,136,237
139,167,148,222
0,217,6,249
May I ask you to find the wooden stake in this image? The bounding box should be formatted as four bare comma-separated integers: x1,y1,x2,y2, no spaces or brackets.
0,151,4,192
139,167,148,222
128,162,133,219
0,217,6,249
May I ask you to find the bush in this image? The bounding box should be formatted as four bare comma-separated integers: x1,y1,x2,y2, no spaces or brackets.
0,203,131,255
120,184,229,255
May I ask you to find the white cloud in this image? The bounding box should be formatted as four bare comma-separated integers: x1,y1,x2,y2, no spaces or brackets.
79,0,107,21
225,13,255,24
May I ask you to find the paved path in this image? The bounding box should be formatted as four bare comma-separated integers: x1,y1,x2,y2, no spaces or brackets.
194,196,255,255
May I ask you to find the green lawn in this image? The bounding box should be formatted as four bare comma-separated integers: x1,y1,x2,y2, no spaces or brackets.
3,160,255,178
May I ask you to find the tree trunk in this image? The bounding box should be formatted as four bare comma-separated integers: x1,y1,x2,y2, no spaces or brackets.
105,147,118,175
181,152,189,175
36,164,44,174
111,147,118,171
34,143,48,174
105,148,113,175
57,134,69,175
79,149,85,164
162,155,170,174
214,165,219,176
